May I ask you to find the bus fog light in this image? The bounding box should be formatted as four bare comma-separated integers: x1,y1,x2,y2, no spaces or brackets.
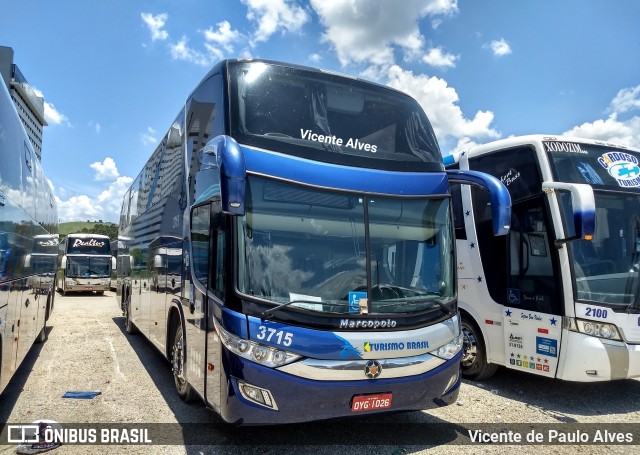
238,382,278,410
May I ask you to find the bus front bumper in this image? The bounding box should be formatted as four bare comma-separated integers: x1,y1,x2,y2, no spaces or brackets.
557,330,640,381
217,351,461,425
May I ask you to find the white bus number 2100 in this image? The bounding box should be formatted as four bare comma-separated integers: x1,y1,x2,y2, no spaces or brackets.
256,326,293,346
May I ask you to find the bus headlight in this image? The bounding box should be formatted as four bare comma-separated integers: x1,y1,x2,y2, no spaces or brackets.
430,335,463,360
566,317,622,341
215,323,302,368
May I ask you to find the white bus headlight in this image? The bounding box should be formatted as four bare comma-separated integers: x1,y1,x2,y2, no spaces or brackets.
430,334,463,360
215,323,301,368
566,318,622,341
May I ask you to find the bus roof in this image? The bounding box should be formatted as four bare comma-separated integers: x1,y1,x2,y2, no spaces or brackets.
444,134,640,166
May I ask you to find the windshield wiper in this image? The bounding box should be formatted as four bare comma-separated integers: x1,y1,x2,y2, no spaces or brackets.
402,296,454,317
261,299,323,320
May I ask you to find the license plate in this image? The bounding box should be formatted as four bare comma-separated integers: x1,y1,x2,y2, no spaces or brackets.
351,393,392,412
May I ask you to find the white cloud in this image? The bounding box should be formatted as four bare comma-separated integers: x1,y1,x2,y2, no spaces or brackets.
141,12,169,41
310,0,458,67
386,65,500,147
56,194,104,222
56,159,133,223
422,46,458,69
562,86,640,147
33,88,70,126
484,38,512,57
140,126,158,146
608,85,640,115
90,157,120,181
243,0,309,45
88,120,101,134
308,53,322,63
203,21,243,53
169,36,213,67
563,114,640,147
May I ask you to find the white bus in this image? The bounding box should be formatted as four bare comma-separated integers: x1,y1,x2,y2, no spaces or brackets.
57,233,114,295
445,134,640,382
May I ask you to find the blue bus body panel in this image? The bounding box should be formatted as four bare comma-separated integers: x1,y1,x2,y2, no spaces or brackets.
241,145,449,196
219,350,461,425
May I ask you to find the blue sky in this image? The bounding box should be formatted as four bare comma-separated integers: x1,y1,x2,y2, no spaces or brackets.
2,0,639,223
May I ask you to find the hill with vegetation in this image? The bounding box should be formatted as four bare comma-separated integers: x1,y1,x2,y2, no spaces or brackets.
59,221,118,240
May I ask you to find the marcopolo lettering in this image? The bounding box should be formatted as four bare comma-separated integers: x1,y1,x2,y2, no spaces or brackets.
543,141,587,154
339,319,397,329
72,238,106,248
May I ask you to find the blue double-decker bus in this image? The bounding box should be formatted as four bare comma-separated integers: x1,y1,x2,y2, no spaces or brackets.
117,59,510,424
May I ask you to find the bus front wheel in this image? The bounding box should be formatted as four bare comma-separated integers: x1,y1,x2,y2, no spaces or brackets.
461,316,498,381
124,299,138,335
171,324,194,402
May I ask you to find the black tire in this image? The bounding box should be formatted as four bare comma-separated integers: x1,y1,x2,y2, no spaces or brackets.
96,291,104,296
171,324,194,402
461,316,498,381
124,298,138,335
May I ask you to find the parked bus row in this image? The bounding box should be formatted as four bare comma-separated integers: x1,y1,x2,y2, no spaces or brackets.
3,56,639,427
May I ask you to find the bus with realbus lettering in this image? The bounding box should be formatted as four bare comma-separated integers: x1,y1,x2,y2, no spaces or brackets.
57,233,114,295
0,78,58,395
117,58,511,424
445,134,640,382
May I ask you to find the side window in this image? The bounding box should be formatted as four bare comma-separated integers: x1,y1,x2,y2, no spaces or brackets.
472,146,541,203
212,203,226,299
191,204,211,286
449,183,467,240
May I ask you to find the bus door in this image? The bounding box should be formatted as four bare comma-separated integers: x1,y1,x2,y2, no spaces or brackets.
188,201,226,411
503,196,562,377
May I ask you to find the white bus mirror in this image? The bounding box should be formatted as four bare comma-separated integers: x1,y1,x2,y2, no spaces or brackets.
542,182,596,243
61,256,67,269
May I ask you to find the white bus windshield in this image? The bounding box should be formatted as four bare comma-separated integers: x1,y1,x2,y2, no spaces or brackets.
229,61,442,172
237,176,455,316
547,141,640,306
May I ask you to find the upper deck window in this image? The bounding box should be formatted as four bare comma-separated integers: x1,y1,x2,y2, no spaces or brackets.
67,237,111,255
229,61,443,172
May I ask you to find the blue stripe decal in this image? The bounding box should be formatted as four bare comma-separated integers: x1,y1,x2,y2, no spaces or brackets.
246,316,362,360
240,145,449,196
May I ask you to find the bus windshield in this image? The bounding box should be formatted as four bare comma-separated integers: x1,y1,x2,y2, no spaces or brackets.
229,61,442,172
66,256,110,278
547,141,640,306
237,176,455,316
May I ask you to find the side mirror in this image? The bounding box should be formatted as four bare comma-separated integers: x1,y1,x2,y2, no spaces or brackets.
112,256,117,270
542,182,595,243
61,256,67,270
447,169,512,236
